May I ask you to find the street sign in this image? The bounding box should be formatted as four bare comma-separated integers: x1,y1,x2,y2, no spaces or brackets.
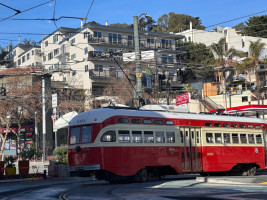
176,93,190,106
136,72,142,78
52,93,57,108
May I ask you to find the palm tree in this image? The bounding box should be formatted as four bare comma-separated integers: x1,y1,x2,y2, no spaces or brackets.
249,39,265,87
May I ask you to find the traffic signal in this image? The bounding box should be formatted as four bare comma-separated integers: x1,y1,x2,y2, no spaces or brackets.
0,87,6,96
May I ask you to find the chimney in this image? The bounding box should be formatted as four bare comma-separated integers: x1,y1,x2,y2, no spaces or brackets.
18,35,21,44
81,19,84,28
105,20,108,26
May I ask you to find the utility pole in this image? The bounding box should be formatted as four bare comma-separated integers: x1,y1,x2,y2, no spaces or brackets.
42,76,46,162
133,15,143,107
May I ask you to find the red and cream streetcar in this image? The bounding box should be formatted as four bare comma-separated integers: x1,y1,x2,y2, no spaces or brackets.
67,106,267,182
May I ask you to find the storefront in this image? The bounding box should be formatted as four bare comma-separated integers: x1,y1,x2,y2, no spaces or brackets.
1,125,34,155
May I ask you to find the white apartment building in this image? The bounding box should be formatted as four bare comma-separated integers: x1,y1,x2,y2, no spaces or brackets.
179,25,267,59
2,44,42,69
41,24,184,96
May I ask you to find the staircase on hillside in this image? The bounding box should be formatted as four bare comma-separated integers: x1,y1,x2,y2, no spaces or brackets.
198,96,225,112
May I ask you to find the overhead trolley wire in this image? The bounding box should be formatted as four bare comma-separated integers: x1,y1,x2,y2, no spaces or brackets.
0,0,54,23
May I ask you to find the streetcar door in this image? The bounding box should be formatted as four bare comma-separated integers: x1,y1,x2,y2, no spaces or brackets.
264,130,267,168
181,127,192,172
190,127,202,172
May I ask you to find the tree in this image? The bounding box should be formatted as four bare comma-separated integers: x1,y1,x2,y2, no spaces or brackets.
176,41,215,81
0,75,42,157
109,23,132,29
233,22,246,32
243,15,267,38
138,16,156,31
249,39,266,87
155,12,205,33
210,38,237,67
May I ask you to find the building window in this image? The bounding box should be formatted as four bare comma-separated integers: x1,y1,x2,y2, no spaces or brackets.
27,53,30,60
71,53,76,60
45,41,48,47
22,56,25,63
95,65,103,72
85,65,88,72
43,56,46,62
13,50,16,56
84,47,88,55
242,39,245,48
242,96,248,102
128,35,133,46
53,35,58,43
48,65,53,71
93,31,102,38
32,50,34,55
84,31,88,39
54,48,59,56
71,38,75,44
18,59,21,65
48,52,53,60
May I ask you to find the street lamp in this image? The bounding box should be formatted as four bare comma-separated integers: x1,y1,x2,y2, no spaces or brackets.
133,13,150,107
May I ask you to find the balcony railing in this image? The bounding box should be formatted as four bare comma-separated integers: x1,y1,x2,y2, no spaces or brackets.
89,69,123,79
88,51,123,61
88,36,176,51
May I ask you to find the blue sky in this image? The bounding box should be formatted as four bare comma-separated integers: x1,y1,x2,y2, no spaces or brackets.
0,0,266,48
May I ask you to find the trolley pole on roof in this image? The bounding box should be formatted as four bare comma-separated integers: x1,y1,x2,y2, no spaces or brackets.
133,15,143,107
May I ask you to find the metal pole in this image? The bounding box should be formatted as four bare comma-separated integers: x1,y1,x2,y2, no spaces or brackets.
42,76,46,162
133,16,142,107
55,131,57,149
34,112,38,158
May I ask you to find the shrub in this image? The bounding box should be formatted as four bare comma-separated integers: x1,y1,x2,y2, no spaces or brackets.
53,146,68,164
4,155,17,168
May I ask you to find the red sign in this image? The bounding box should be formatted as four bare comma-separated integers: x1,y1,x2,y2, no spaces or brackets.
176,93,190,106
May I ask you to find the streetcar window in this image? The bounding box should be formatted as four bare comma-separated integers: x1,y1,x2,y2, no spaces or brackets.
155,131,165,143
185,131,189,144
223,133,231,143
240,134,247,144
155,120,163,125
205,122,212,127
248,134,255,144
132,131,142,143
166,132,175,143
256,134,262,144
223,123,229,127
144,131,154,143
143,119,152,124
239,124,245,128
118,118,129,123
101,131,116,142
214,123,221,127
166,120,174,125
191,131,195,144
196,131,199,143
81,125,92,143
215,133,222,143
206,133,213,143
231,124,237,128
118,130,130,143
255,125,261,129
180,131,184,143
232,133,239,144
247,124,253,128
131,119,141,124
70,127,80,144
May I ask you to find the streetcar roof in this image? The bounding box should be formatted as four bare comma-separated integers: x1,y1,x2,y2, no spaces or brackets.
69,108,267,127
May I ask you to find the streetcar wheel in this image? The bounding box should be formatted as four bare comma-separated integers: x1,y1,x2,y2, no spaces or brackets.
247,166,257,176
138,168,148,183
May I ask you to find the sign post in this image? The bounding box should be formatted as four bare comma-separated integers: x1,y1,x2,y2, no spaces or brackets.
52,93,58,148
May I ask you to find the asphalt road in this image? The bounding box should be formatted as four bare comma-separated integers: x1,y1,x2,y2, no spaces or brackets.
0,175,267,199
